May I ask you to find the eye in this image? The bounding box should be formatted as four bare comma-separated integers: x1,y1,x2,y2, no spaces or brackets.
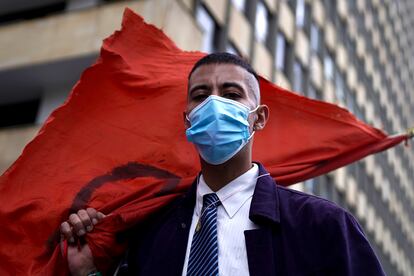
223,92,241,100
192,93,208,101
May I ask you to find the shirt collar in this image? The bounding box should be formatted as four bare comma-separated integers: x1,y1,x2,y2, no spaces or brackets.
196,164,259,218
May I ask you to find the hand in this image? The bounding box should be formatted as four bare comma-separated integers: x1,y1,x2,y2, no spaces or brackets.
61,208,106,243
60,208,106,276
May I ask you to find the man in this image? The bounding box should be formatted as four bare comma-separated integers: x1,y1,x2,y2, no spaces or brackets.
61,53,385,275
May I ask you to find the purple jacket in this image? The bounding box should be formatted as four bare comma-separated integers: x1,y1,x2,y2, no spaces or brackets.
123,163,385,275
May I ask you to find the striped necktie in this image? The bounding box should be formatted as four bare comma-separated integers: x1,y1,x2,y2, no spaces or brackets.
187,193,221,276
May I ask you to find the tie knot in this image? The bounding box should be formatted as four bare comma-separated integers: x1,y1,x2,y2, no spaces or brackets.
202,193,221,210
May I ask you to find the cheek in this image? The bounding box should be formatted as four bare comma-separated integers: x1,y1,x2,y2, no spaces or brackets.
185,103,194,114
186,100,204,114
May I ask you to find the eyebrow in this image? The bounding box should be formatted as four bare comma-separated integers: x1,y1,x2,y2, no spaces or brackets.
188,81,247,98
221,82,246,94
189,84,210,96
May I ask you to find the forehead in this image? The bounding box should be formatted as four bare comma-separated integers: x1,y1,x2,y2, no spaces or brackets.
189,63,248,85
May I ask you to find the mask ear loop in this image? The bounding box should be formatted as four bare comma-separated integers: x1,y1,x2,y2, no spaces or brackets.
249,104,261,134
248,130,256,140
249,104,260,114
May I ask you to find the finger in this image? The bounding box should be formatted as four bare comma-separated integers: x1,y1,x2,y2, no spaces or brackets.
96,211,106,221
77,209,93,232
60,221,75,243
86,208,98,225
69,213,86,237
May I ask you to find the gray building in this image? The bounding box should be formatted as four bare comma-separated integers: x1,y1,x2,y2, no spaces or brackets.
0,0,413,274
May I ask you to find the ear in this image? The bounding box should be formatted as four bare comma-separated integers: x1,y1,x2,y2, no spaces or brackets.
183,111,191,129
253,105,269,131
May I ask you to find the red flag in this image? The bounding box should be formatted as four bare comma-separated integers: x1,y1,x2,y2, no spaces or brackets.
0,9,408,274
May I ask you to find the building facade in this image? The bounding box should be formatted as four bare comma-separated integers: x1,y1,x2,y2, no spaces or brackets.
0,0,413,274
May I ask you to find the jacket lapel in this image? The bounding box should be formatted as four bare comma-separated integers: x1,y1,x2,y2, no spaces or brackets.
245,163,283,276
169,178,198,275
245,228,276,276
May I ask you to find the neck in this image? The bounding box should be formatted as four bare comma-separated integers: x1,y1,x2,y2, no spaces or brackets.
200,145,253,192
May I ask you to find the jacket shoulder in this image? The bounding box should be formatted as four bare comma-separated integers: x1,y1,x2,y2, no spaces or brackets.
276,185,352,227
275,186,384,274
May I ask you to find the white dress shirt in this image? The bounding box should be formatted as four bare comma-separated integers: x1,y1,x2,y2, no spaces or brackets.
181,164,259,276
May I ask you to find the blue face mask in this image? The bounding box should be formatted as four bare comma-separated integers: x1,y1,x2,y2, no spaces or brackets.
185,95,259,165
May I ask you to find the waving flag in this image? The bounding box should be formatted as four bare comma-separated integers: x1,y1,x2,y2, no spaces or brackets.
0,8,410,274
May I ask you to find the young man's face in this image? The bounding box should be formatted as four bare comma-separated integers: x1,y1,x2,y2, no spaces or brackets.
186,63,259,115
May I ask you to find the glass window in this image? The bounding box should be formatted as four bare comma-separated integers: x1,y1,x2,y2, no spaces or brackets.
344,31,356,65
0,99,40,128
196,5,216,53
231,0,246,12
337,18,347,43
354,105,364,121
315,175,334,200
324,52,334,80
255,1,269,43
304,179,315,194
345,88,356,114
324,0,336,22
275,33,286,70
356,58,365,83
308,84,318,99
348,0,356,12
310,23,319,52
296,0,305,27
356,11,364,34
310,22,323,57
335,72,345,102
304,3,311,34
293,60,304,94
275,32,292,76
0,2,66,24
66,0,100,11
288,0,296,10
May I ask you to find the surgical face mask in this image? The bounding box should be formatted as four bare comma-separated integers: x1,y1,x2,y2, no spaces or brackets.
185,95,259,165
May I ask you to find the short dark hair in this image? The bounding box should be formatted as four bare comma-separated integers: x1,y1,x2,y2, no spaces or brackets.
188,52,259,82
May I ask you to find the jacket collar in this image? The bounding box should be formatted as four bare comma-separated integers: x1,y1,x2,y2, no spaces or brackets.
249,162,280,226
183,163,280,226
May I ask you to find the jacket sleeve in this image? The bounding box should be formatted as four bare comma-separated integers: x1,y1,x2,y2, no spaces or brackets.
322,208,386,276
